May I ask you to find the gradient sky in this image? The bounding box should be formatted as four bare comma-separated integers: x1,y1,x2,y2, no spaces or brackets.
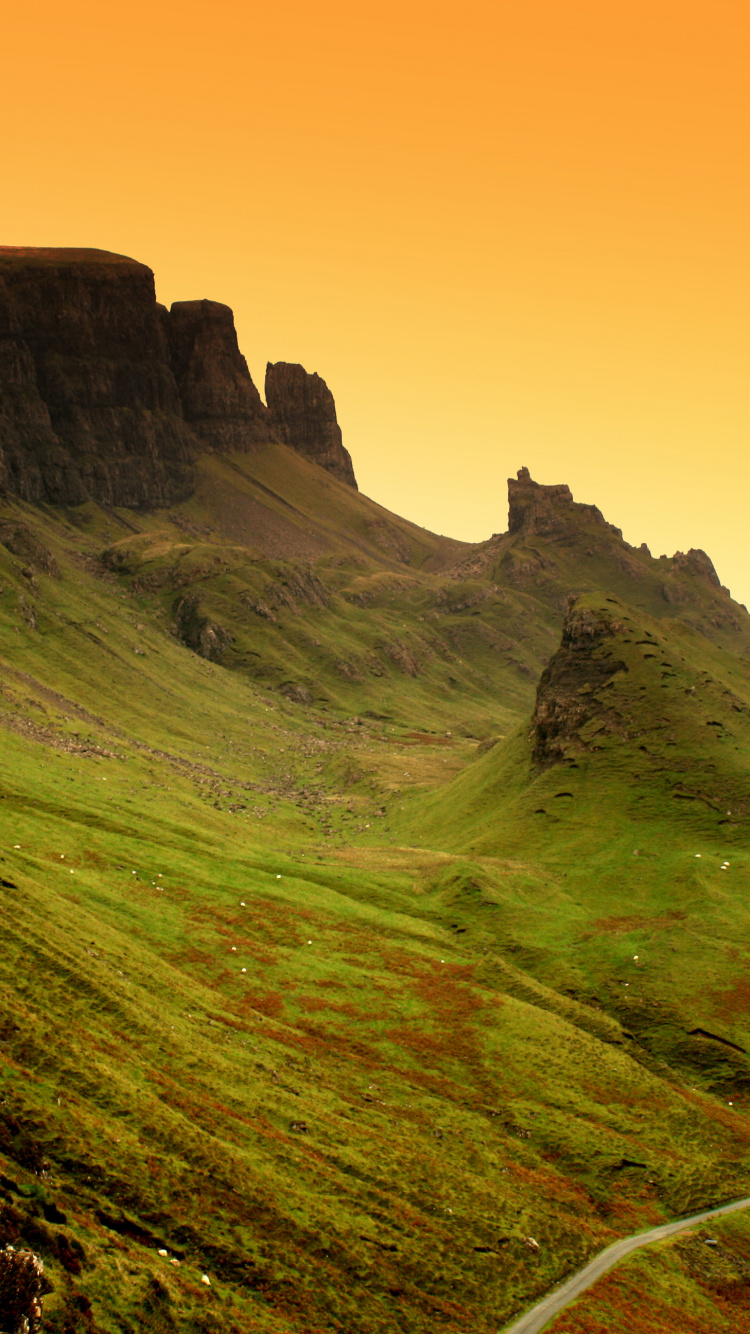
4,1,748,602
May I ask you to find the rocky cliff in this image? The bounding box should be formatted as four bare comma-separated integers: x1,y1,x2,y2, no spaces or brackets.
265,362,357,488
0,248,356,508
507,466,620,539
531,599,628,768
165,300,276,452
0,248,196,507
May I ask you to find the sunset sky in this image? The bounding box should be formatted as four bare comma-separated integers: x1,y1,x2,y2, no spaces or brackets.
4,1,749,601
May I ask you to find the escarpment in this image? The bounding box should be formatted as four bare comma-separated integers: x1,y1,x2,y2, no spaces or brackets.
265,361,357,489
0,248,196,507
0,248,356,508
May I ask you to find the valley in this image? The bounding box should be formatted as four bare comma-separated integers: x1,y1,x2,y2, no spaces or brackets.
1,248,750,1333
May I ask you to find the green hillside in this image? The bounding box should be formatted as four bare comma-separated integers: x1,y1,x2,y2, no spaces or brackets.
1,462,750,1332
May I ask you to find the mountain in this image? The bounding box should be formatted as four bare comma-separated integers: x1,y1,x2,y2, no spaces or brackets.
1,249,749,1334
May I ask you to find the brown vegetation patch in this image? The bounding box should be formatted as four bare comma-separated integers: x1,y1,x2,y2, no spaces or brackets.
709,976,750,1025
551,1273,713,1333
291,995,366,1018
235,990,285,1019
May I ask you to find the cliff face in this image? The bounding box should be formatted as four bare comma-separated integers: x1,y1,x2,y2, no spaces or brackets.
166,300,276,451
0,248,196,507
0,249,357,509
265,362,357,489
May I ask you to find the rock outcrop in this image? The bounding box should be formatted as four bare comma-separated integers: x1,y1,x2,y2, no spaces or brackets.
166,300,276,451
532,599,628,768
265,362,357,488
0,248,196,507
508,467,620,539
671,548,721,587
173,594,233,662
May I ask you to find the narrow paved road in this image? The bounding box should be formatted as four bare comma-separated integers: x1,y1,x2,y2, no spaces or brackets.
502,1195,750,1334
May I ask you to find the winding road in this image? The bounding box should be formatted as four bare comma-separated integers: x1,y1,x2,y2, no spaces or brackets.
502,1195,750,1334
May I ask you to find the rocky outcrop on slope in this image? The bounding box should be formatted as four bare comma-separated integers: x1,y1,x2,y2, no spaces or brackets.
0,248,196,507
671,548,721,587
165,300,276,451
531,599,628,768
173,594,233,662
508,466,620,539
0,521,59,577
265,362,357,488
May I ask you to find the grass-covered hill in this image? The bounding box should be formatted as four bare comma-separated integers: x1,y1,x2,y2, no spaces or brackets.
396,593,750,1090
1,452,750,1334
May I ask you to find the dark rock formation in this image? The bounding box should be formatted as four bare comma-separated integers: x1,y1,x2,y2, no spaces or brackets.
265,362,357,488
0,522,59,577
0,1245,46,1333
173,594,233,662
166,300,275,451
532,599,628,767
508,467,620,539
0,250,360,508
0,248,196,507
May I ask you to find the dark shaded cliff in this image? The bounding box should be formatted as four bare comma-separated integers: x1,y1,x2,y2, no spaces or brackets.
166,299,276,451
0,248,196,507
265,361,357,488
0,248,357,509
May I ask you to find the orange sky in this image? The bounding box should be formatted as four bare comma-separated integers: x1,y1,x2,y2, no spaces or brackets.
3,0,749,602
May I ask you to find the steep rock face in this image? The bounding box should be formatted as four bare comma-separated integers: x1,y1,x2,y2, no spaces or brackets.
508,467,620,539
265,362,357,488
0,248,196,507
0,335,62,502
166,300,276,451
532,599,628,768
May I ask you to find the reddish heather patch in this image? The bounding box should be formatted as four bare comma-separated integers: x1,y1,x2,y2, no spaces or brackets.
506,1160,594,1208
294,1021,378,1063
552,1269,723,1334
291,995,366,1018
235,990,285,1019
82,849,109,868
168,945,218,969
708,975,750,1026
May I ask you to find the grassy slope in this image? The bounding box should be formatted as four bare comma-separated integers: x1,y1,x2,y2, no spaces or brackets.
396,594,750,1067
1,477,750,1330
